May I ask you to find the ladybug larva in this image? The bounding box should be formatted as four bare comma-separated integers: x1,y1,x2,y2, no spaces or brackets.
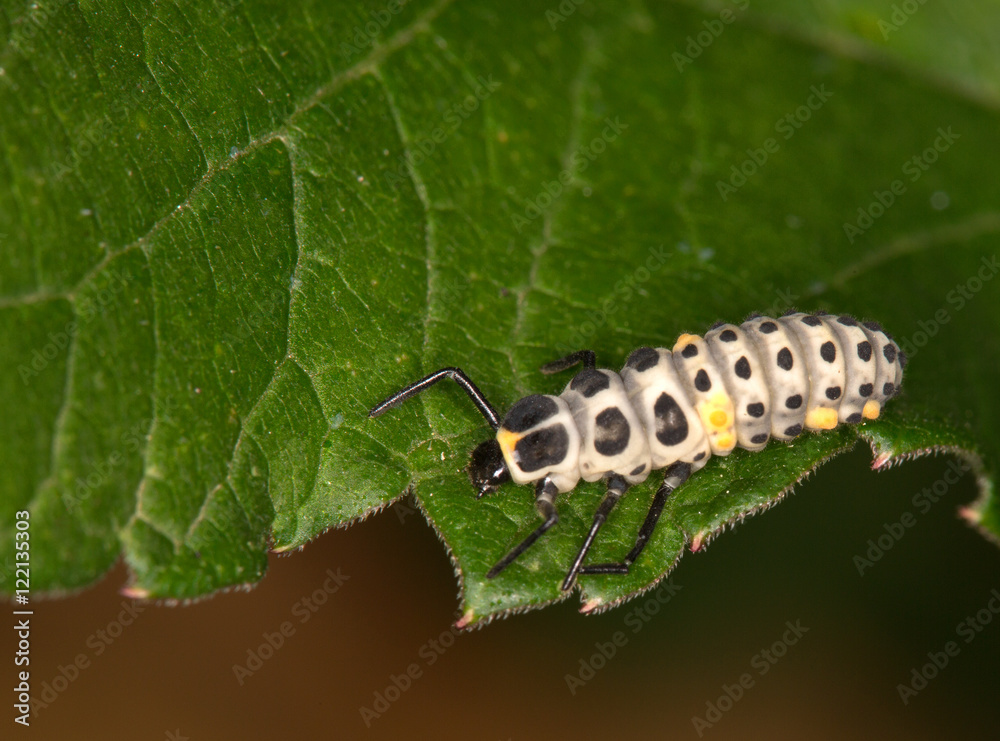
369,312,905,591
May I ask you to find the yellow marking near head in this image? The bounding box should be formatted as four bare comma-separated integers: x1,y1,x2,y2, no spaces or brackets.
805,407,838,430
863,400,881,420
496,429,521,458
673,333,701,353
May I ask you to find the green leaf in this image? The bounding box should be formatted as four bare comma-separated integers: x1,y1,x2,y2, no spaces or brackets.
2,0,999,627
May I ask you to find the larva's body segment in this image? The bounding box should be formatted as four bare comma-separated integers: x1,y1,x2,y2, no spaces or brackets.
705,323,772,451
370,311,906,592
560,369,652,486
741,315,810,440
621,347,712,472
780,313,846,432
671,333,738,456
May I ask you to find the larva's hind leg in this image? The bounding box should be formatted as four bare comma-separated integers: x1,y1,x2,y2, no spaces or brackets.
561,474,628,591
579,461,692,575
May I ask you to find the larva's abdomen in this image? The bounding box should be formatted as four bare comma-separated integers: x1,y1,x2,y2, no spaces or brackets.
741,316,810,440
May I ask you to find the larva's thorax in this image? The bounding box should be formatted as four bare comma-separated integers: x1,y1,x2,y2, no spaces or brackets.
494,313,905,493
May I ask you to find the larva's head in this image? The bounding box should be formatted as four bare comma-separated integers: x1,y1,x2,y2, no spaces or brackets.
468,438,510,498
480,394,581,494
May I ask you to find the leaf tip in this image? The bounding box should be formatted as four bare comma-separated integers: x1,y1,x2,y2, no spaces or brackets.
121,585,150,599
959,504,982,526
871,451,893,470
580,598,603,614
455,609,476,630
690,531,708,552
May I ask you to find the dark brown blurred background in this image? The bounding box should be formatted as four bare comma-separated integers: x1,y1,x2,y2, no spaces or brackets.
6,447,1000,740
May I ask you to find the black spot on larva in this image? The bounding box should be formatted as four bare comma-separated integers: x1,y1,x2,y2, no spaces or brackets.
857,341,872,361
630,464,647,476
694,369,711,392
837,315,858,326
681,343,699,358
777,347,793,370
734,356,751,380
747,402,765,418
899,350,908,369
720,329,737,342
503,395,558,433
514,424,570,472
654,393,689,446
859,383,873,397
750,433,768,444
782,309,796,317
709,320,725,330
784,423,803,436
570,368,610,398
594,406,630,456
626,346,659,373
785,394,803,409
820,341,836,363
863,321,882,332
826,386,842,400
759,321,778,334
847,412,863,423
802,315,822,327
747,312,762,320
883,382,895,397
883,344,898,363
693,451,706,461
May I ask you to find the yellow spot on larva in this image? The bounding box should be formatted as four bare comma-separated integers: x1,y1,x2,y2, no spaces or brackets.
710,410,728,428
673,333,701,353
497,429,521,457
716,434,735,449
863,400,881,419
806,407,838,430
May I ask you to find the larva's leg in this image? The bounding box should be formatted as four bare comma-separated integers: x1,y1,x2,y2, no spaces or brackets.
579,461,692,575
561,474,628,591
487,477,560,579
539,350,596,374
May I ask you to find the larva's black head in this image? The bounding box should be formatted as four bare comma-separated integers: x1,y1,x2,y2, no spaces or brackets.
469,438,510,498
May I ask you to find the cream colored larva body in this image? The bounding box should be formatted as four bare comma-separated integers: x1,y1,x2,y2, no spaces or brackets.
497,312,904,493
